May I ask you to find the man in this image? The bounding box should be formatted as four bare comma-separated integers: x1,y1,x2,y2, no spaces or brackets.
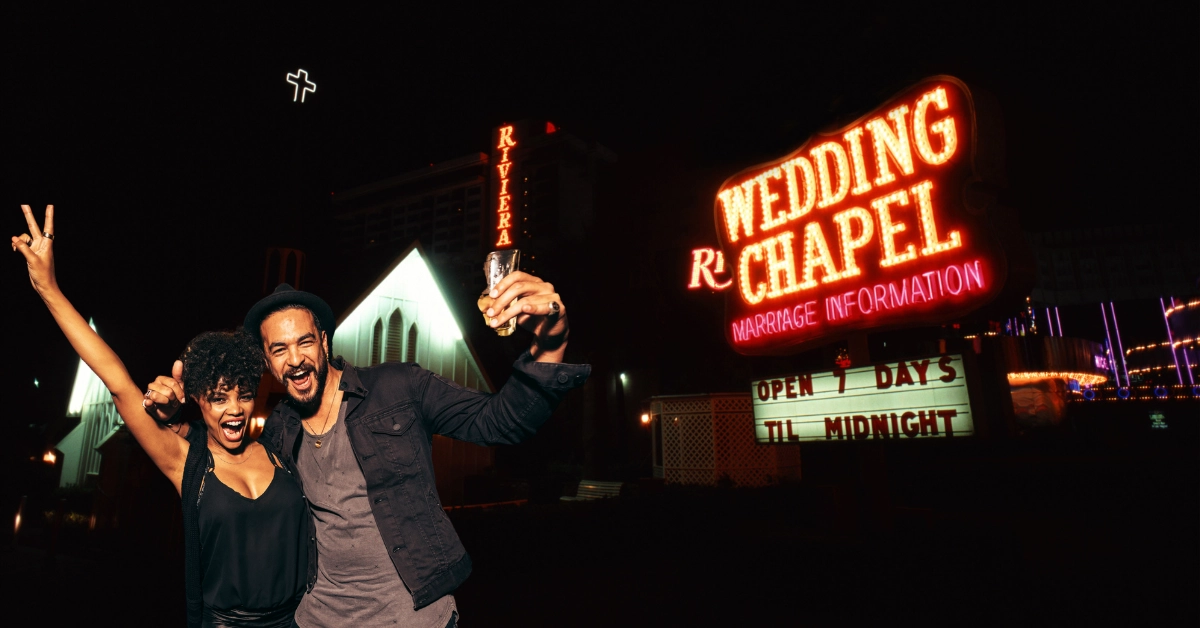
145,270,589,627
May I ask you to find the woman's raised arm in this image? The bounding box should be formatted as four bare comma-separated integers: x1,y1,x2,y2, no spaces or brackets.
12,205,189,493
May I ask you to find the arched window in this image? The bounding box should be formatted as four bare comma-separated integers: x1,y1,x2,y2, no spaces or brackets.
385,309,403,363
406,323,419,363
370,318,383,366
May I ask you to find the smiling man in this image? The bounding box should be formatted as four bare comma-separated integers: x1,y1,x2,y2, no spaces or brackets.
147,275,588,628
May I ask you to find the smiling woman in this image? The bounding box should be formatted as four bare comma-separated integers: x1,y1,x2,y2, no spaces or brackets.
180,331,266,448
11,205,309,628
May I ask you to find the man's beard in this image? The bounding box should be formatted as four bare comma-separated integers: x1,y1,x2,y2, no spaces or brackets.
283,349,329,418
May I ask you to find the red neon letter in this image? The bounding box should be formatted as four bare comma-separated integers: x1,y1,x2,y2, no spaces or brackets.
913,87,957,165
866,105,914,186
799,222,841,289
762,232,800,298
810,142,850,208
757,167,786,231
497,125,516,149
689,248,716,289
843,126,873,196
872,190,917,268
832,207,874,279
718,180,757,243
910,180,962,256
738,242,767,305
782,157,816,220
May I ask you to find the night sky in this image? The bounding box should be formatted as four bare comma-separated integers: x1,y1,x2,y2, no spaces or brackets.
8,6,1198,442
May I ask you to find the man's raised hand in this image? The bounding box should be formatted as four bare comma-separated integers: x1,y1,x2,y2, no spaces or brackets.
143,359,187,423
481,271,569,362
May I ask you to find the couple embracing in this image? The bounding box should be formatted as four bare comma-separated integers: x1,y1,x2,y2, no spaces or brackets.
14,205,590,627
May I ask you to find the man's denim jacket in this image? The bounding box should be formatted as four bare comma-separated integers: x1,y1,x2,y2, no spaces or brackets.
260,352,590,608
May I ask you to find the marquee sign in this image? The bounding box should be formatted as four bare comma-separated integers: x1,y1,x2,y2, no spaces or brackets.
714,76,1006,355
751,354,975,443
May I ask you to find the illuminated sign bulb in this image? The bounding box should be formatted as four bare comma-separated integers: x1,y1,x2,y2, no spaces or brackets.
286,69,317,103
689,248,733,290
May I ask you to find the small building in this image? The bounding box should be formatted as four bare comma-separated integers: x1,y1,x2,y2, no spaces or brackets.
647,393,801,487
53,319,122,489
330,243,496,506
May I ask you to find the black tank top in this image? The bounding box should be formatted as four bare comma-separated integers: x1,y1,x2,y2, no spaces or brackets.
197,450,307,618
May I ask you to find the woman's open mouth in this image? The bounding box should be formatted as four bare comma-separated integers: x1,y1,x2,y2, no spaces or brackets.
220,419,246,441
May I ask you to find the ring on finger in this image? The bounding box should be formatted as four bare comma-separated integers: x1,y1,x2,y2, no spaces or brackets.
43,232,54,240
548,301,560,316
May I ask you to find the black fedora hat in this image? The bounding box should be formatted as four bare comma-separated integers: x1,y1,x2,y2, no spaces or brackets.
244,283,337,343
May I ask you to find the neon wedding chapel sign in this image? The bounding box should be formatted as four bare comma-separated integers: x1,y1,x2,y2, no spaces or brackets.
713,76,1006,355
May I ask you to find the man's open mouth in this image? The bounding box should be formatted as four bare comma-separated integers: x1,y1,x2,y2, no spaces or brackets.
287,368,314,392
220,419,245,440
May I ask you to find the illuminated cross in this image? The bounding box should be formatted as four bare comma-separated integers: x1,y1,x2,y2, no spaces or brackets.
286,69,317,103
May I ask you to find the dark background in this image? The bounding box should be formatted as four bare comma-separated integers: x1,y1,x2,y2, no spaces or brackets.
7,3,1197,473
4,4,1198,625
7,8,1194,386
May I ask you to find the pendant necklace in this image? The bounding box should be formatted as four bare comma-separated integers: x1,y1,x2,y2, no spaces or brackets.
305,380,340,449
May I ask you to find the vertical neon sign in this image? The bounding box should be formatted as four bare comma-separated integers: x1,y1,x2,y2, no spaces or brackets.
494,125,517,248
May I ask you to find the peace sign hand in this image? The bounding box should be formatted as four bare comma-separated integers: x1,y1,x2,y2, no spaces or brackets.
11,204,58,296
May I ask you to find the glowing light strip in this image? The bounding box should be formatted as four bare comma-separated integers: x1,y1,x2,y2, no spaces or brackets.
1164,297,1200,317
1045,308,1054,336
1129,363,1199,374
1110,302,1130,387
1055,306,1063,337
1171,297,1196,386
1007,372,1107,386
1161,297,1184,385
1127,337,1198,354
1067,383,1200,402
1186,346,1197,385
1100,304,1121,387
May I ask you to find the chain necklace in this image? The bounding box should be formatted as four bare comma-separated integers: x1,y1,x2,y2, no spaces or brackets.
303,374,342,449
210,439,255,465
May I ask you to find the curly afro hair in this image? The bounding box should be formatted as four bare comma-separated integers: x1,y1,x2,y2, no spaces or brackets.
180,330,264,400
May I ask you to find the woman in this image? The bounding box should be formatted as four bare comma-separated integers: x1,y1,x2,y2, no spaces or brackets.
12,205,307,628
